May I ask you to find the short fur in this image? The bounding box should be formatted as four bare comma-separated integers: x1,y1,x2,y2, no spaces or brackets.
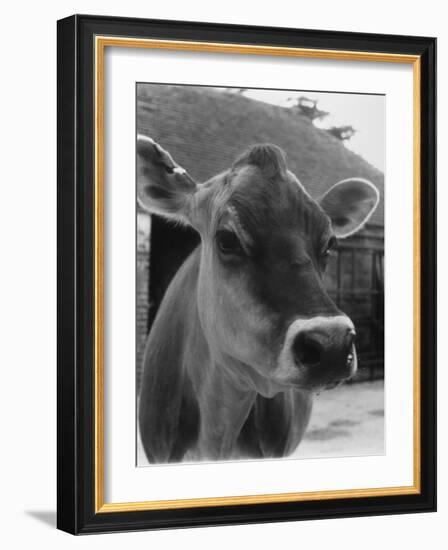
137,138,379,463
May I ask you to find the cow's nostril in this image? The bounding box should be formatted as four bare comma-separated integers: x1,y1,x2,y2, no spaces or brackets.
346,351,355,367
292,333,322,367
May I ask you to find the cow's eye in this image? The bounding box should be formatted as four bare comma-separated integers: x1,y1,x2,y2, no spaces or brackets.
216,230,243,256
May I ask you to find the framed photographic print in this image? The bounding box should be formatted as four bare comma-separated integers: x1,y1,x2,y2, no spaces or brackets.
57,14,436,534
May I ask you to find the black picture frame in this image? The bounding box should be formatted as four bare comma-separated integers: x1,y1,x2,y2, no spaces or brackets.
57,14,436,535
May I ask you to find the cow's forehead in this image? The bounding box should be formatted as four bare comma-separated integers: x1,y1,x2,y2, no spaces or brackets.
219,163,331,242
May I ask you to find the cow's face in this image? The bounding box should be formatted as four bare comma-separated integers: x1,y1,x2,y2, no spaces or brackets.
137,137,379,396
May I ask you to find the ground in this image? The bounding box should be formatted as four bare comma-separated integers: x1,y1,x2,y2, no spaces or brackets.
137,380,384,466
294,380,384,459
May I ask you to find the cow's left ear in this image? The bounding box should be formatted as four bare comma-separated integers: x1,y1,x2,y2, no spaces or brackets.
318,178,379,238
137,134,199,226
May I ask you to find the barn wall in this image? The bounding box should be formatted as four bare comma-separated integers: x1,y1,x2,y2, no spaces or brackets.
325,224,384,381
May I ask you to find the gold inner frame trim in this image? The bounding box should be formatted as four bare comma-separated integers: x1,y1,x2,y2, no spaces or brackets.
94,35,421,514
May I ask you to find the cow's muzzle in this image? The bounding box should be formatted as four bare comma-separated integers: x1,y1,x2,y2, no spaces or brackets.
281,315,357,389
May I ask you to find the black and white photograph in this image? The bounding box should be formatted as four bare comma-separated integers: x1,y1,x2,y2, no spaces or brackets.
136,84,385,465
0,1,440,543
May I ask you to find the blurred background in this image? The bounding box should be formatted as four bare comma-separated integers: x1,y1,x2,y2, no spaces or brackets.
136,84,385,461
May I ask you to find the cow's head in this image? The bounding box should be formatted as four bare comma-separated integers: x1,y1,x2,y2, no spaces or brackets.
137,136,379,397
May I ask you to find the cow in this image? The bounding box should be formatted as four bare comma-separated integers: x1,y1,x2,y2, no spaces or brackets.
137,135,379,464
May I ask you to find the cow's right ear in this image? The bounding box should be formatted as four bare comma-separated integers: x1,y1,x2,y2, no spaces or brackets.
318,178,379,238
137,135,198,225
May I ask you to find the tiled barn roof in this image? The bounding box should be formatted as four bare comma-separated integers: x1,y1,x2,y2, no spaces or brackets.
137,85,384,226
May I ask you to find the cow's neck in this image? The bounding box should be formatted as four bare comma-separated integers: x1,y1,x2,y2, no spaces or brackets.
195,358,257,461
175,248,255,460
181,248,284,461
